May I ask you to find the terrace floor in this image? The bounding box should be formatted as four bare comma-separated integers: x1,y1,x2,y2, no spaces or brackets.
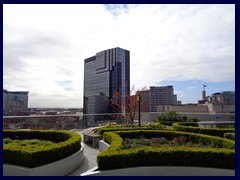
67,129,99,176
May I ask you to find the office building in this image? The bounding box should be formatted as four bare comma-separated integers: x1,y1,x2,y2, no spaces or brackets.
3,90,29,116
222,91,235,105
149,86,179,112
83,47,130,125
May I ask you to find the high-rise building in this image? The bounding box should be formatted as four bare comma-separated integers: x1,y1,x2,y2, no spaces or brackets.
149,86,179,112
3,90,29,116
222,91,235,105
83,47,130,125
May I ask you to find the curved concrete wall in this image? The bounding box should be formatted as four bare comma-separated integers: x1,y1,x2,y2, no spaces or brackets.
99,140,109,152
81,166,235,176
4,142,85,176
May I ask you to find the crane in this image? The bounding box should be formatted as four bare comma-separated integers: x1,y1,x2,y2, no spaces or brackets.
194,78,207,91
194,78,207,101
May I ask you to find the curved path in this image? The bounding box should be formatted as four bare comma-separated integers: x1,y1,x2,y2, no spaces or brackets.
68,129,99,176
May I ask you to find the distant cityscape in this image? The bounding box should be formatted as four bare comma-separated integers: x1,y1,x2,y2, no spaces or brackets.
3,47,235,126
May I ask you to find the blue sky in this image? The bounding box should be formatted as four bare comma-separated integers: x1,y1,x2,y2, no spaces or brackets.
158,80,235,104
3,4,235,107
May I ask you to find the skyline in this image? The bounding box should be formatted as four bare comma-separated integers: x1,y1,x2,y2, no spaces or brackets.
3,4,235,108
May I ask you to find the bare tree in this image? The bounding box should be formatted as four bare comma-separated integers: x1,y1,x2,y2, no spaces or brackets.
109,85,148,124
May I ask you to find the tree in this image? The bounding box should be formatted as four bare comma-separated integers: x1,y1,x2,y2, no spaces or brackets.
157,111,183,123
109,85,148,125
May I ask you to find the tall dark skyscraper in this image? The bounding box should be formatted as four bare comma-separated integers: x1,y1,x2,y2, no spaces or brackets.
83,47,130,125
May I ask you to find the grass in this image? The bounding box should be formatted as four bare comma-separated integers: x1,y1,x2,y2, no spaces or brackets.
3,138,55,149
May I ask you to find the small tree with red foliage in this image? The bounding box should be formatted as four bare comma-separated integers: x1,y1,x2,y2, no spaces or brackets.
109,85,148,125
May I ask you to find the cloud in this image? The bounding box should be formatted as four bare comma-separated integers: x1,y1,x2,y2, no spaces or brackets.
3,4,235,107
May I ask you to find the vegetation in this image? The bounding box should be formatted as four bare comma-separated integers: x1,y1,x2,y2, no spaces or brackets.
157,111,197,125
97,123,166,135
122,136,222,149
224,133,235,140
97,130,235,170
3,138,54,149
3,130,81,168
109,85,148,124
172,122,235,137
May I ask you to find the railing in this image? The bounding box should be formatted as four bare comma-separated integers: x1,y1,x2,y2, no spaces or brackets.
3,112,235,130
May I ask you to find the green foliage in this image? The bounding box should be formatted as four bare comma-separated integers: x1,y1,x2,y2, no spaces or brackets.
158,111,183,122
157,111,197,126
172,122,235,137
224,133,235,140
103,132,123,151
98,126,165,135
104,122,118,127
97,130,235,170
3,130,81,168
3,138,54,149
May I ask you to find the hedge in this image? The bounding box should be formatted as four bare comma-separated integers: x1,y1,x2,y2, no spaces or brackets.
116,130,235,149
3,130,81,168
98,126,166,136
224,133,235,140
97,130,235,170
172,122,235,137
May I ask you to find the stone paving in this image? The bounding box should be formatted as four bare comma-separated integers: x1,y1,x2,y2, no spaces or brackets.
68,129,99,176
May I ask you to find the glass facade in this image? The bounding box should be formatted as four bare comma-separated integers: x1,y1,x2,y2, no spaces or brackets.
83,47,130,125
3,90,29,116
222,91,235,105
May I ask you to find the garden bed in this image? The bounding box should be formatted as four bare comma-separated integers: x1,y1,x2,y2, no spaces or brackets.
3,130,81,168
122,135,221,149
97,130,235,170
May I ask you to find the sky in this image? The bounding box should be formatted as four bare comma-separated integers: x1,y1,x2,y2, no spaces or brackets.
3,4,235,108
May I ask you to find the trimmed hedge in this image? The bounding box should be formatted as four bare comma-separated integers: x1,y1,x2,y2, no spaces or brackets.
3,130,81,168
172,122,235,137
97,130,235,170
159,121,173,126
224,133,235,140
98,126,166,136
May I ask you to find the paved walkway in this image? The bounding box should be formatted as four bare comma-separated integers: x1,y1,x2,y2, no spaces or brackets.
68,129,99,176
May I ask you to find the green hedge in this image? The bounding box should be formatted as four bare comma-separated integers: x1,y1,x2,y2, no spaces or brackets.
98,126,166,136
3,130,81,168
224,133,235,140
172,122,235,137
159,121,173,126
160,121,199,126
97,130,235,170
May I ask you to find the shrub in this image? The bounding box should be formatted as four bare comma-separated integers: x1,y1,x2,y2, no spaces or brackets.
172,122,235,137
3,130,81,168
97,130,235,170
157,111,197,126
98,126,166,136
158,111,183,122
224,133,235,140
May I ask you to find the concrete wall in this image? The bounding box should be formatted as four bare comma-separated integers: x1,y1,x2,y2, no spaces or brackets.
99,140,109,152
81,166,235,176
203,104,235,113
139,112,235,123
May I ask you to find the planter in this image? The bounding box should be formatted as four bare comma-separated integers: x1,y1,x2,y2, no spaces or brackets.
99,140,109,152
81,166,235,176
4,142,85,176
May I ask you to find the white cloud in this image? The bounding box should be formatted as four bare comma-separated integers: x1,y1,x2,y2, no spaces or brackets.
3,4,235,107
